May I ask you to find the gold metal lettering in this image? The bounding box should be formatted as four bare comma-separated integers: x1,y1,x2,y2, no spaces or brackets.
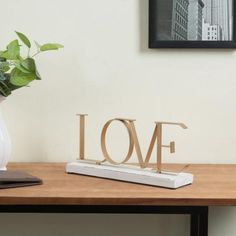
101,119,134,165
153,122,187,173
77,114,187,173
126,120,146,168
77,114,87,160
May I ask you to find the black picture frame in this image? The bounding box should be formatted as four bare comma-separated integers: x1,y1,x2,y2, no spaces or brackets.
149,0,236,48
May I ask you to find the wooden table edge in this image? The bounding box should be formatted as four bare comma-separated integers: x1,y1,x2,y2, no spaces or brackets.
0,197,236,206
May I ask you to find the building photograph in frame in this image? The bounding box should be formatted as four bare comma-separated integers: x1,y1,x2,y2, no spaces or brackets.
149,0,236,48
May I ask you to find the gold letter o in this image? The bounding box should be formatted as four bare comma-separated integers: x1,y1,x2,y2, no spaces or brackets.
101,119,134,165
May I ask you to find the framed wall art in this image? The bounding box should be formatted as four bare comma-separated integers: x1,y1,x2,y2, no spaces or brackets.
149,0,236,48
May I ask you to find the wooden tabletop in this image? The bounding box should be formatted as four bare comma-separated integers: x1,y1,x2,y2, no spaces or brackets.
0,163,235,206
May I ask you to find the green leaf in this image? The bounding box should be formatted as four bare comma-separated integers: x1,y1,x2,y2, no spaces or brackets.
14,61,31,73
0,40,20,60
0,51,8,59
0,81,11,97
40,43,63,51
0,62,10,73
2,73,10,81
6,40,20,59
21,58,36,72
36,69,41,80
10,68,36,86
15,31,31,48
4,73,20,92
0,72,6,81
0,54,6,62
14,58,36,74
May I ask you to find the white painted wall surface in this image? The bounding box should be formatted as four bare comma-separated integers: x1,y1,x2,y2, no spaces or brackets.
0,0,236,235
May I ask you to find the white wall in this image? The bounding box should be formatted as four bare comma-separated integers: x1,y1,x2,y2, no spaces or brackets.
1,0,236,235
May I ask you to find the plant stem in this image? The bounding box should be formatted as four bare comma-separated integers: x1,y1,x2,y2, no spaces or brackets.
27,48,30,58
32,51,41,58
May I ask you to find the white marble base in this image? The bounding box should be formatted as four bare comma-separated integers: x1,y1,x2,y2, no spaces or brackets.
66,161,193,189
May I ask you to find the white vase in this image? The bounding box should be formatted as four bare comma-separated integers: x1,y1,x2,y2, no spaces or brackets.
0,96,11,170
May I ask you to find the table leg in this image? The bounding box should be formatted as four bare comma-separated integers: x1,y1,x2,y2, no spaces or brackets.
191,207,208,236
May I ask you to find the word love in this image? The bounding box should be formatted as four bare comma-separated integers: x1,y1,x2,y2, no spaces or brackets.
78,114,187,173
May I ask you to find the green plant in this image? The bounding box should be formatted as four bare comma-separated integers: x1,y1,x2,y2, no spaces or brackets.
0,31,63,97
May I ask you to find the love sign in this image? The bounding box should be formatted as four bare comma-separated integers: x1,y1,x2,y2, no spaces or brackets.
78,114,187,173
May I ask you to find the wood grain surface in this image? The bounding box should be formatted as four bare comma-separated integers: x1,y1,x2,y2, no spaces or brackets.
0,163,235,206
